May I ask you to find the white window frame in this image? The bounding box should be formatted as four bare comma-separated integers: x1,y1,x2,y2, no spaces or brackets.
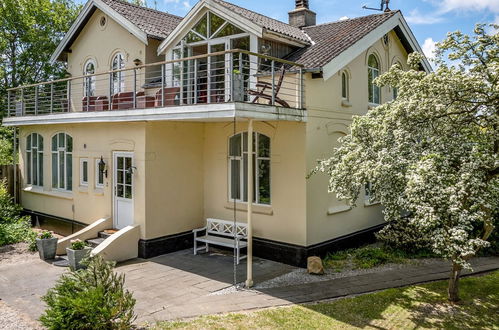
80,158,89,186
51,133,73,192
95,158,104,188
341,71,349,101
26,133,44,187
111,52,125,94
368,54,381,105
83,59,96,97
228,132,271,206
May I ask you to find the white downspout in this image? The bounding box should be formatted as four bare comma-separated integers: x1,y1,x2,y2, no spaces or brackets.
245,119,254,288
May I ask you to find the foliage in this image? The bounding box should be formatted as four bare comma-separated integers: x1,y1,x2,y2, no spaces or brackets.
313,25,498,301
0,127,14,165
155,271,499,330
323,245,434,272
69,239,86,250
0,179,22,223
38,230,54,240
376,216,432,251
40,255,136,330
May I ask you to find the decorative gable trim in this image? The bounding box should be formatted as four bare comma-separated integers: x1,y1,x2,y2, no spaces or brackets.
50,0,148,64
322,12,431,80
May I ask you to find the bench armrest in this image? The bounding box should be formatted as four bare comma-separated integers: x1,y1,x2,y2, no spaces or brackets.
235,235,247,240
192,226,207,234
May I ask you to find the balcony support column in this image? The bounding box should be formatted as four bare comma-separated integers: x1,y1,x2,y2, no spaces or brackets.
161,64,165,107
133,69,137,109
245,118,254,288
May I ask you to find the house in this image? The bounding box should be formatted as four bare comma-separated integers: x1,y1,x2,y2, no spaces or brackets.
2,0,430,267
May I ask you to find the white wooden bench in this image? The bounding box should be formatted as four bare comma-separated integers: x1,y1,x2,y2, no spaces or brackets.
193,218,248,264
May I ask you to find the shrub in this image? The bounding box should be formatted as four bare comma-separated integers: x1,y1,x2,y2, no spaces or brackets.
69,239,86,250
376,217,432,252
38,230,54,239
40,255,136,329
0,216,35,247
0,179,22,223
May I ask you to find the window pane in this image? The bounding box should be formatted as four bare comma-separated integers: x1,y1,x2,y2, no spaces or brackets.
258,134,270,157
83,161,88,183
39,152,43,186
58,133,65,148
52,153,57,188
243,153,248,201
27,134,32,151
33,151,38,185
97,160,104,185
184,31,203,43
368,69,374,103
230,159,240,200
125,157,132,171
125,171,132,185
117,169,124,184
38,136,43,151
117,184,124,198
209,12,225,37
27,151,32,184
214,23,244,38
258,159,271,205
32,133,37,147
193,14,207,37
117,157,124,170
229,134,241,156
52,135,57,151
59,151,65,188
368,55,379,68
125,185,132,199
66,135,73,152
66,153,72,191
342,73,347,98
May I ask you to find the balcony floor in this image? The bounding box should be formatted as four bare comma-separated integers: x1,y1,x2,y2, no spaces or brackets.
2,102,306,127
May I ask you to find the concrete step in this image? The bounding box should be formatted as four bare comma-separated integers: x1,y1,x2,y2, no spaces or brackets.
86,237,105,248
98,231,112,239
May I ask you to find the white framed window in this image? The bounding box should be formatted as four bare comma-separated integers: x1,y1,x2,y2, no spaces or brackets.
111,53,125,94
51,133,73,191
228,132,271,205
368,54,381,104
80,158,88,186
26,133,43,186
95,158,104,188
365,182,379,205
341,71,349,100
83,60,96,97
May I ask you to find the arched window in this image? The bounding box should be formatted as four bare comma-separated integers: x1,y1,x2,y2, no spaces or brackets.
229,132,271,205
341,71,349,100
26,133,43,186
83,60,96,97
51,133,73,191
368,54,381,104
111,53,125,94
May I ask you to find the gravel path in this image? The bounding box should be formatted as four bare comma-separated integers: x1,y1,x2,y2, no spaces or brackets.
0,301,42,330
0,243,38,266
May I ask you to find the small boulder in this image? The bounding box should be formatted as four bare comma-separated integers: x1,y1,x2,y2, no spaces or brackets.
307,256,324,275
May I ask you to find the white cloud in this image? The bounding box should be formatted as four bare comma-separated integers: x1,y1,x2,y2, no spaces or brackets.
422,38,437,61
339,16,349,21
182,1,191,9
406,9,444,24
437,0,499,14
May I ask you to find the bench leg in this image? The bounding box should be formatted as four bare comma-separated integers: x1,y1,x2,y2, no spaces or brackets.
194,238,197,255
206,243,209,253
236,246,240,265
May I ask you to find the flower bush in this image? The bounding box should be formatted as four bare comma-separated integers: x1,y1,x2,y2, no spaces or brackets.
69,239,86,250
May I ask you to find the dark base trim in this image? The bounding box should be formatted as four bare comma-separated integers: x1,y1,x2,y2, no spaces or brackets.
138,223,385,267
138,230,193,259
22,209,87,236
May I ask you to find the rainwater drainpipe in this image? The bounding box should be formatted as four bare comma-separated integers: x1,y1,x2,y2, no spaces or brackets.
13,127,17,204
245,119,254,288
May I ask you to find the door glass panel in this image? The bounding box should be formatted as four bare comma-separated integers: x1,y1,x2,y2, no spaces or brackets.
117,157,124,170
117,169,124,184
125,185,132,199
117,184,124,198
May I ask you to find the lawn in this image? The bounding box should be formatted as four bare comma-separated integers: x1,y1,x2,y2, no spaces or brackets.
153,271,499,330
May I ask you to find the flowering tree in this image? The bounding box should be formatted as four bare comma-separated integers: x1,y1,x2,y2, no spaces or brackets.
315,25,498,302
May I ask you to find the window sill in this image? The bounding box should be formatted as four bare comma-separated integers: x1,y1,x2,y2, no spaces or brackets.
79,185,89,193
23,186,73,200
224,202,273,216
364,200,381,207
341,100,352,108
327,205,352,215
94,187,104,195
368,103,380,110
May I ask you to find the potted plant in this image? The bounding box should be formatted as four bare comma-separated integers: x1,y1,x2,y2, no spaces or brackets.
36,230,58,260
66,239,92,270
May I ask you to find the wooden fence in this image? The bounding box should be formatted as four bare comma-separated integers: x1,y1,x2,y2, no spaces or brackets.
0,164,20,202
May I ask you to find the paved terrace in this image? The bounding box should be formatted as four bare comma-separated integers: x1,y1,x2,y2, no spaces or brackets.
0,249,498,325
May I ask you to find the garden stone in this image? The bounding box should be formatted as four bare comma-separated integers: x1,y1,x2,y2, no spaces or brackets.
307,256,324,275
66,247,92,270
36,237,58,260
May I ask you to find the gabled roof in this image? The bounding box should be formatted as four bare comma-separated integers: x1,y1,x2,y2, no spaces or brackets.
211,0,310,44
287,10,432,76
100,0,182,40
50,0,182,63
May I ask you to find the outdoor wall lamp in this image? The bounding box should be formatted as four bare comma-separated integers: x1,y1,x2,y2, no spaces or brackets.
98,156,108,178
133,58,142,66
126,166,137,175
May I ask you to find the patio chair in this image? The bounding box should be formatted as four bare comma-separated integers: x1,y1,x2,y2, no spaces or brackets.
82,96,99,112
94,96,109,111
249,66,290,108
155,87,181,107
111,92,134,110
136,92,155,109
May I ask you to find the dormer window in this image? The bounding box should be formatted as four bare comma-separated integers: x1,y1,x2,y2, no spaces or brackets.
111,53,125,94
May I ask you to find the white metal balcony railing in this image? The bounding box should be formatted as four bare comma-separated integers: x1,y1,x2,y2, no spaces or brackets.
5,49,305,118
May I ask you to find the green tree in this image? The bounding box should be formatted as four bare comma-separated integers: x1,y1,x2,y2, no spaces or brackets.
314,25,498,302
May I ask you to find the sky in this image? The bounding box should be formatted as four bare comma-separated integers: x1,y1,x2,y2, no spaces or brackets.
86,0,499,60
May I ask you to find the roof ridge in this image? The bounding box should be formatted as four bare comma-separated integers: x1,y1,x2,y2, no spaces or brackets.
102,0,183,19
304,10,399,29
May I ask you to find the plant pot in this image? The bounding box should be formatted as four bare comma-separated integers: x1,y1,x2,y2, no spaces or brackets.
36,237,58,260
66,246,92,270
232,74,245,102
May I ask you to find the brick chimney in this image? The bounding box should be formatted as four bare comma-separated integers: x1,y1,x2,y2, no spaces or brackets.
288,0,316,28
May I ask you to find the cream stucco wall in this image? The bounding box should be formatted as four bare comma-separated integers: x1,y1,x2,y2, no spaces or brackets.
19,122,147,236
304,31,409,245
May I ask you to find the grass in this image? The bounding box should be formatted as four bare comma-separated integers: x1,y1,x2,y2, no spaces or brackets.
153,271,499,330
323,244,435,272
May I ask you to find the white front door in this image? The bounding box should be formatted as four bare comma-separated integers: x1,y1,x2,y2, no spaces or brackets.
113,152,134,229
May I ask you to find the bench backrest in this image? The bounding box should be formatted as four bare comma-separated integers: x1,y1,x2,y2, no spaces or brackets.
206,218,247,238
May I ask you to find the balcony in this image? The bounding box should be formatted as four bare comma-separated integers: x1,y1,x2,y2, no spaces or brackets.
3,50,306,126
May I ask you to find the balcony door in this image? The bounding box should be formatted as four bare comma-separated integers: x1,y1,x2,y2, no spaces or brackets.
209,42,229,103
113,152,134,230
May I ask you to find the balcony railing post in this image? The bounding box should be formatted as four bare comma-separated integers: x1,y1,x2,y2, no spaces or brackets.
34,86,39,115
67,80,71,113
133,68,137,109
86,78,90,112
7,90,11,117
271,60,275,106
161,64,165,107
109,73,113,109
20,88,24,116
180,59,184,105
299,67,304,109
194,59,198,105
50,83,54,113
